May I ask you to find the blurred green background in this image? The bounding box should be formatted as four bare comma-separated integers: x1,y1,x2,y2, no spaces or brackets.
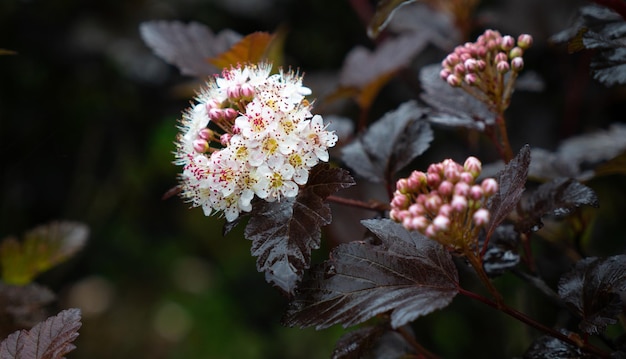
0,0,364,357
2,0,626,358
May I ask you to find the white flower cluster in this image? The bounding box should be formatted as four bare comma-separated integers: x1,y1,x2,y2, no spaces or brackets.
175,63,338,222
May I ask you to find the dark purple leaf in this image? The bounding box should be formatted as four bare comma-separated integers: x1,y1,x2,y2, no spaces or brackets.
367,0,416,38
332,325,385,359
551,4,626,86
0,283,55,338
341,101,430,182
518,178,599,233
245,164,355,295
481,225,521,278
339,34,427,89
386,2,460,50
283,218,458,329
523,330,586,359
420,64,496,131
485,145,531,239
0,308,82,359
558,255,626,334
139,21,242,77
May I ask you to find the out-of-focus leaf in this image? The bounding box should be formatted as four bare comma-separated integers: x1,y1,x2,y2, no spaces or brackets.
283,219,458,329
332,324,414,359
0,283,55,338
485,145,530,239
332,34,427,110
0,308,81,359
341,100,431,182
551,5,626,86
558,255,626,334
594,150,626,177
209,32,281,70
367,0,417,38
0,222,89,285
481,225,520,278
386,2,460,50
245,164,355,295
517,178,599,233
523,330,586,359
332,325,386,359
420,64,496,131
139,21,241,77
0,49,16,56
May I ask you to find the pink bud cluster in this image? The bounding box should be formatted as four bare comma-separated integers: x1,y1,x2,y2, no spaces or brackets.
390,157,498,250
439,30,532,110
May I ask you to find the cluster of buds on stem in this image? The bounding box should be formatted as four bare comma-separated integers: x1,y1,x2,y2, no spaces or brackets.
440,29,533,113
175,62,337,222
390,157,498,252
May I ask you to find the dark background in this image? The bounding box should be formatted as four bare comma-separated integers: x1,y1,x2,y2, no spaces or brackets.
1,0,625,358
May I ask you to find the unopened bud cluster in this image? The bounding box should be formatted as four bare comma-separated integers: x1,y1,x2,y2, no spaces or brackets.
175,62,337,222
390,157,498,250
440,29,532,111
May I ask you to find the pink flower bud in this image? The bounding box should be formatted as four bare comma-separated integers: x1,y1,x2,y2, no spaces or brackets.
409,171,427,188
412,216,429,231
439,204,452,217
511,57,524,71
402,217,413,230
425,195,442,212
425,224,438,237
206,99,221,110
433,215,450,231
459,52,472,62
509,47,523,59
193,139,209,153
438,180,454,196
227,85,242,99
427,173,441,188
446,74,461,87
459,172,474,184
501,35,515,51
464,58,478,72
396,178,410,193
220,133,232,146
496,61,510,73
473,208,490,226
464,73,478,86
240,83,255,98
454,182,470,196
409,203,424,216
470,185,484,200
486,39,498,51
451,195,467,212
517,34,533,49
454,63,466,75
495,52,508,63
440,68,452,80
445,53,460,66
463,156,482,177
209,108,224,121
223,108,239,120
198,128,212,140
476,59,487,71
481,178,499,196
444,165,460,182
391,193,409,209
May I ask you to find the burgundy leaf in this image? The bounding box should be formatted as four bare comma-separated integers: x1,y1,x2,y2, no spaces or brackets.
551,4,626,86
386,2,460,50
245,164,355,295
283,219,458,330
481,224,520,278
485,145,531,239
139,21,241,77
420,64,496,131
558,255,626,334
524,331,586,359
341,101,430,182
367,0,417,38
0,308,82,359
518,178,599,233
332,325,386,359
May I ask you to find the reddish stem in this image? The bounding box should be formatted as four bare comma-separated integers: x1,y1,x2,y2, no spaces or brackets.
458,288,611,358
396,326,441,359
326,195,390,212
